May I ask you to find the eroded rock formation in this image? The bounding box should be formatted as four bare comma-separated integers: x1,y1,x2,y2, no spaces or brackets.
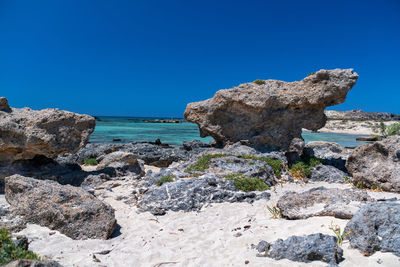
184,69,358,150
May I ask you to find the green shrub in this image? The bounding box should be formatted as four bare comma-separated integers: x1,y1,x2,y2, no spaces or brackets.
84,158,98,166
0,227,41,265
184,154,229,173
225,173,269,192
238,155,283,178
386,123,400,136
253,79,266,85
289,156,321,179
156,175,176,186
306,72,316,77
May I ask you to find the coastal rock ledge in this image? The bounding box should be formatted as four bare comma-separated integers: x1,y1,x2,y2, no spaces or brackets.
184,69,358,150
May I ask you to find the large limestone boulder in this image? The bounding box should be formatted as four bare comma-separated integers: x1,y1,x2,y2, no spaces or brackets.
184,69,358,151
0,97,95,164
5,175,116,240
346,136,400,192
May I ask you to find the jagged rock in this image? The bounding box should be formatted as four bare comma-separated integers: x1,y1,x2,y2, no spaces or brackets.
5,175,116,240
256,233,343,264
344,202,400,256
346,136,400,192
0,97,11,112
137,176,270,215
5,260,62,267
184,69,358,151
182,140,213,151
95,151,145,176
277,186,373,219
0,198,26,232
0,98,95,163
303,141,349,171
308,164,347,183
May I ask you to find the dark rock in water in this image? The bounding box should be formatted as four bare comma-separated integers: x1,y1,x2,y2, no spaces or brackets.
344,202,400,257
256,233,343,264
308,164,347,183
356,136,381,142
303,141,349,171
346,136,400,192
0,97,11,112
5,175,117,240
137,176,270,215
5,259,62,267
112,138,122,142
184,69,358,151
277,186,374,219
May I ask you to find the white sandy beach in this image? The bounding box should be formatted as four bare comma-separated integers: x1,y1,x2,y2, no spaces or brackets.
5,165,398,267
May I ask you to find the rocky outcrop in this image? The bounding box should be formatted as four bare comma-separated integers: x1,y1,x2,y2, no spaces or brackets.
346,136,400,192
344,202,400,256
325,110,400,121
277,187,373,219
0,98,95,164
95,151,145,176
184,69,358,151
137,176,270,215
256,233,343,264
308,164,347,183
5,175,116,240
303,141,349,171
0,97,11,112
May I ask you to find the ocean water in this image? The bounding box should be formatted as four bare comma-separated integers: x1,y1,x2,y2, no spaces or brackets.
90,116,367,148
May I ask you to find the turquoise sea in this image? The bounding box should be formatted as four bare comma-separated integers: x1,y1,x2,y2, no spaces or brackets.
90,116,367,148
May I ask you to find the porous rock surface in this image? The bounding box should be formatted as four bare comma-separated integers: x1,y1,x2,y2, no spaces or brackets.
137,176,270,215
184,69,358,150
277,186,373,219
0,97,95,163
5,175,116,240
303,141,349,171
346,136,400,192
308,164,347,183
256,233,343,264
344,202,400,256
5,259,62,267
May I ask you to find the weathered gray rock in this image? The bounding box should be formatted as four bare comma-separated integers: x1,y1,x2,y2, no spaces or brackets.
346,136,400,192
344,202,400,257
303,141,349,171
5,175,116,240
96,151,145,176
184,69,358,151
137,176,270,215
256,233,343,264
5,260,62,267
308,164,347,183
0,98,95,164
0,97,11,112
277,186,374,219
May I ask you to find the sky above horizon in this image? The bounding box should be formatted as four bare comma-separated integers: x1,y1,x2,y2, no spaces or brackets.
1,0,399,117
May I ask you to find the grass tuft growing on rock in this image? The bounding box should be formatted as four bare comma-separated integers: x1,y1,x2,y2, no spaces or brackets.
238,155,283,178
386,123,400,136
84,158,98,166
289,156,321,180
156,175,176,186
225,173,269,192
266,205,282,219
184,154,229,173
253,79,266,85
0,227,41,265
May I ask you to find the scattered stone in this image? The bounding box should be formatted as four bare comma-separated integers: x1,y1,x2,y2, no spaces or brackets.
95,151,145,176
346,136,400,192
5,260,62,267
303,141,349,171
344,202,400,256
137,176,269,215
5,175,117,240
277,186,374,219
256,233,343,264
308,164,347,183
184,69,358,151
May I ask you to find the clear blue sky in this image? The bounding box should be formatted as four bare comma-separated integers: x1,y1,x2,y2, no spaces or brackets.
1,0,399,117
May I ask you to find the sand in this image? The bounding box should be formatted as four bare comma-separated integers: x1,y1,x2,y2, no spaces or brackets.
5,171,398,267
317,120,399,135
